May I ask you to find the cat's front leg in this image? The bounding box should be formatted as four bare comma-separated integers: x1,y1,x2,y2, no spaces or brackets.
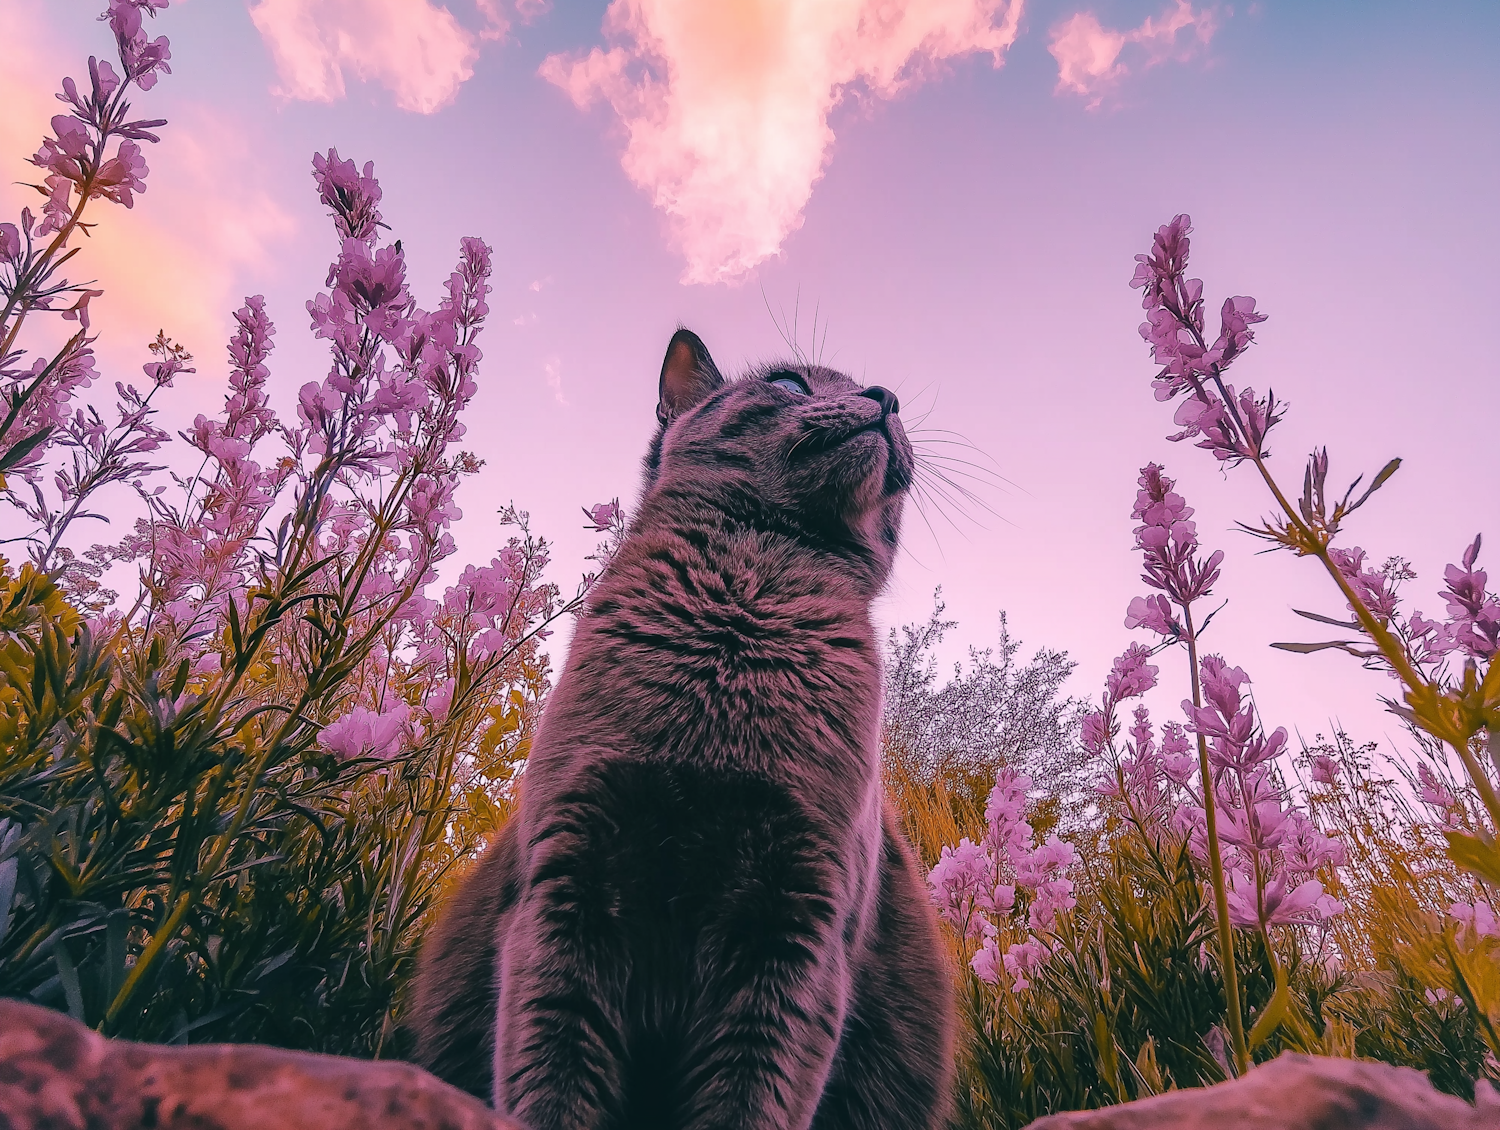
493,863,629,1128
675,896,852,1129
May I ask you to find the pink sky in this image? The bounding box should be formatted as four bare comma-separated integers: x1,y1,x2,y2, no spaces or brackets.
4,0,1497,761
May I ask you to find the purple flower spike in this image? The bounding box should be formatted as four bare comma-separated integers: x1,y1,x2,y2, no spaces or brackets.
1126,593,1179,637
1106,643,1158,702
313,148,385,243
1440,535,1499,659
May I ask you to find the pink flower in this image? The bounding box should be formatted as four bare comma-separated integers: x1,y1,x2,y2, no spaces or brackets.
971,934,1003,985
928,838,993,940
0,222,20,262
1002,937,1049,991
1417,763,1456,810
585,500,621,531
1222,871,1336,929
1450,900,1500,942
1125,593,1179,637
1159,725,1198,785
104,0,173,89
1015,835,1076,932
983,768,1033,865
1203,295,1267,370
1281,810,1347,873
324,238,409,340
1329,546,1399,621
983,883,1017,916
313,148,384,243
1131,464,1222,605
1081,710,1109,757
1441,535,1499,659
93,139,149,207
1310,754,1339,785
319,702,410,760
1106,643,1158,701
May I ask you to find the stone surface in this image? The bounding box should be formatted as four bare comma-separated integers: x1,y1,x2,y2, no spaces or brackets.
1023,1052,1499,1130
0,999,520,1130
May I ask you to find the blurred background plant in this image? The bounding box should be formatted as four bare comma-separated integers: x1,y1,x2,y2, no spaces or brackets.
0,0,616,1054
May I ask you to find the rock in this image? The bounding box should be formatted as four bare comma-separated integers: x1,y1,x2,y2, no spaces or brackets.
0,999,520,1130
1023,1051,1499,1130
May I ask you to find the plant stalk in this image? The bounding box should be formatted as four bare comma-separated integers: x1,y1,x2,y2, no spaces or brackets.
1183,603,1250,1074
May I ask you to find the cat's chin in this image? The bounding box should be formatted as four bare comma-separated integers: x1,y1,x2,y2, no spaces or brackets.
832,431,908,527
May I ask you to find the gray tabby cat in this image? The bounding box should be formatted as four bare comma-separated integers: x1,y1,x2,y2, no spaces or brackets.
410,329,954,1129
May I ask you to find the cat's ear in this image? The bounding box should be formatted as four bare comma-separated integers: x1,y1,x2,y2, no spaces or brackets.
657,328,724,424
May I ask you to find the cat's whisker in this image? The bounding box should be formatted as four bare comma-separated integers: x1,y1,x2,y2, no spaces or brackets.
911,473,984,532
911,453,1013,503
901,489,948,567
781,426,828,469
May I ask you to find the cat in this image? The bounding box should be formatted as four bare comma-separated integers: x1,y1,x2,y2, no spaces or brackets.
410,328,954,1129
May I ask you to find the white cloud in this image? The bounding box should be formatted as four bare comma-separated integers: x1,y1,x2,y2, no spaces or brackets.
249,0,479,113
1050,0,1220,109
543,356,568,406
541,0,1025,286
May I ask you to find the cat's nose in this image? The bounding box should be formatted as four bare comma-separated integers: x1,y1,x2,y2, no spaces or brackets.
860,386,900,416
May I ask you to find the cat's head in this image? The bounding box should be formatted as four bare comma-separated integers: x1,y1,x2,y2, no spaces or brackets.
640,328,913,588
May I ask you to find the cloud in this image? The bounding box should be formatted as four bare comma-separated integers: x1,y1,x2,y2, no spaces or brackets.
543,356,568,406
248,0,480,113
541,0,1024,286
1050,0,1220,109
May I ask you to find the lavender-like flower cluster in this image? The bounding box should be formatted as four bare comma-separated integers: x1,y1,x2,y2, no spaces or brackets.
928,767,1078,991
1130,215,1282,467
1098,463,1349,932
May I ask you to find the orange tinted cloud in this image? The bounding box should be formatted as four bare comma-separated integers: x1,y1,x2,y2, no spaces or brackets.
542,0,1025,286
1050,0,1219,109
248,0,479,114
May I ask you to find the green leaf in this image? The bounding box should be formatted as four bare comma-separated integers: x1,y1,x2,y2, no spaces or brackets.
1444,829,1500,887
1270,640,1362,654
1346,457,1401,514
1247,962,1290,1051
1291,608,1362,630
51,939,87,1023
105,910,128,1004
0,426,54,473
0,856,17,948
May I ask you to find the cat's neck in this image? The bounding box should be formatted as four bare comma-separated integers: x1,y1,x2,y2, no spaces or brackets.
623,481,886,598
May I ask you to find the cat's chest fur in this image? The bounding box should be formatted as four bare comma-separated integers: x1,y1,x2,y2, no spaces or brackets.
517,521,887,926
549,522,881,787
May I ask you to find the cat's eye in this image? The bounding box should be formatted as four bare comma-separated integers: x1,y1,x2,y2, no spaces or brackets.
769,374,808,395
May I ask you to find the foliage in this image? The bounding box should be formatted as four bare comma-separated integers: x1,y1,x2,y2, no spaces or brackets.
883,593,1088,843
0,2,613,1053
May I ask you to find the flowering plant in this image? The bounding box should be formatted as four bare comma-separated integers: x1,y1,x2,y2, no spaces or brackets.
0,4,617,1048
1129,214,1498,1064
913,216,1496,1126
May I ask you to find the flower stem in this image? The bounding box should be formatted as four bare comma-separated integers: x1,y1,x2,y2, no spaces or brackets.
1183,602,1250,1074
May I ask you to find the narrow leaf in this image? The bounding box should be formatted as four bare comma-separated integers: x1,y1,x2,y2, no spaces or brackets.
1347,457,1402,514
1292,608,1362,630
1248,963,1291,1051
1444,829,1500,887
52,940,87,1023
1270,640,1361,654
0,857,17,948
0,426,54,472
